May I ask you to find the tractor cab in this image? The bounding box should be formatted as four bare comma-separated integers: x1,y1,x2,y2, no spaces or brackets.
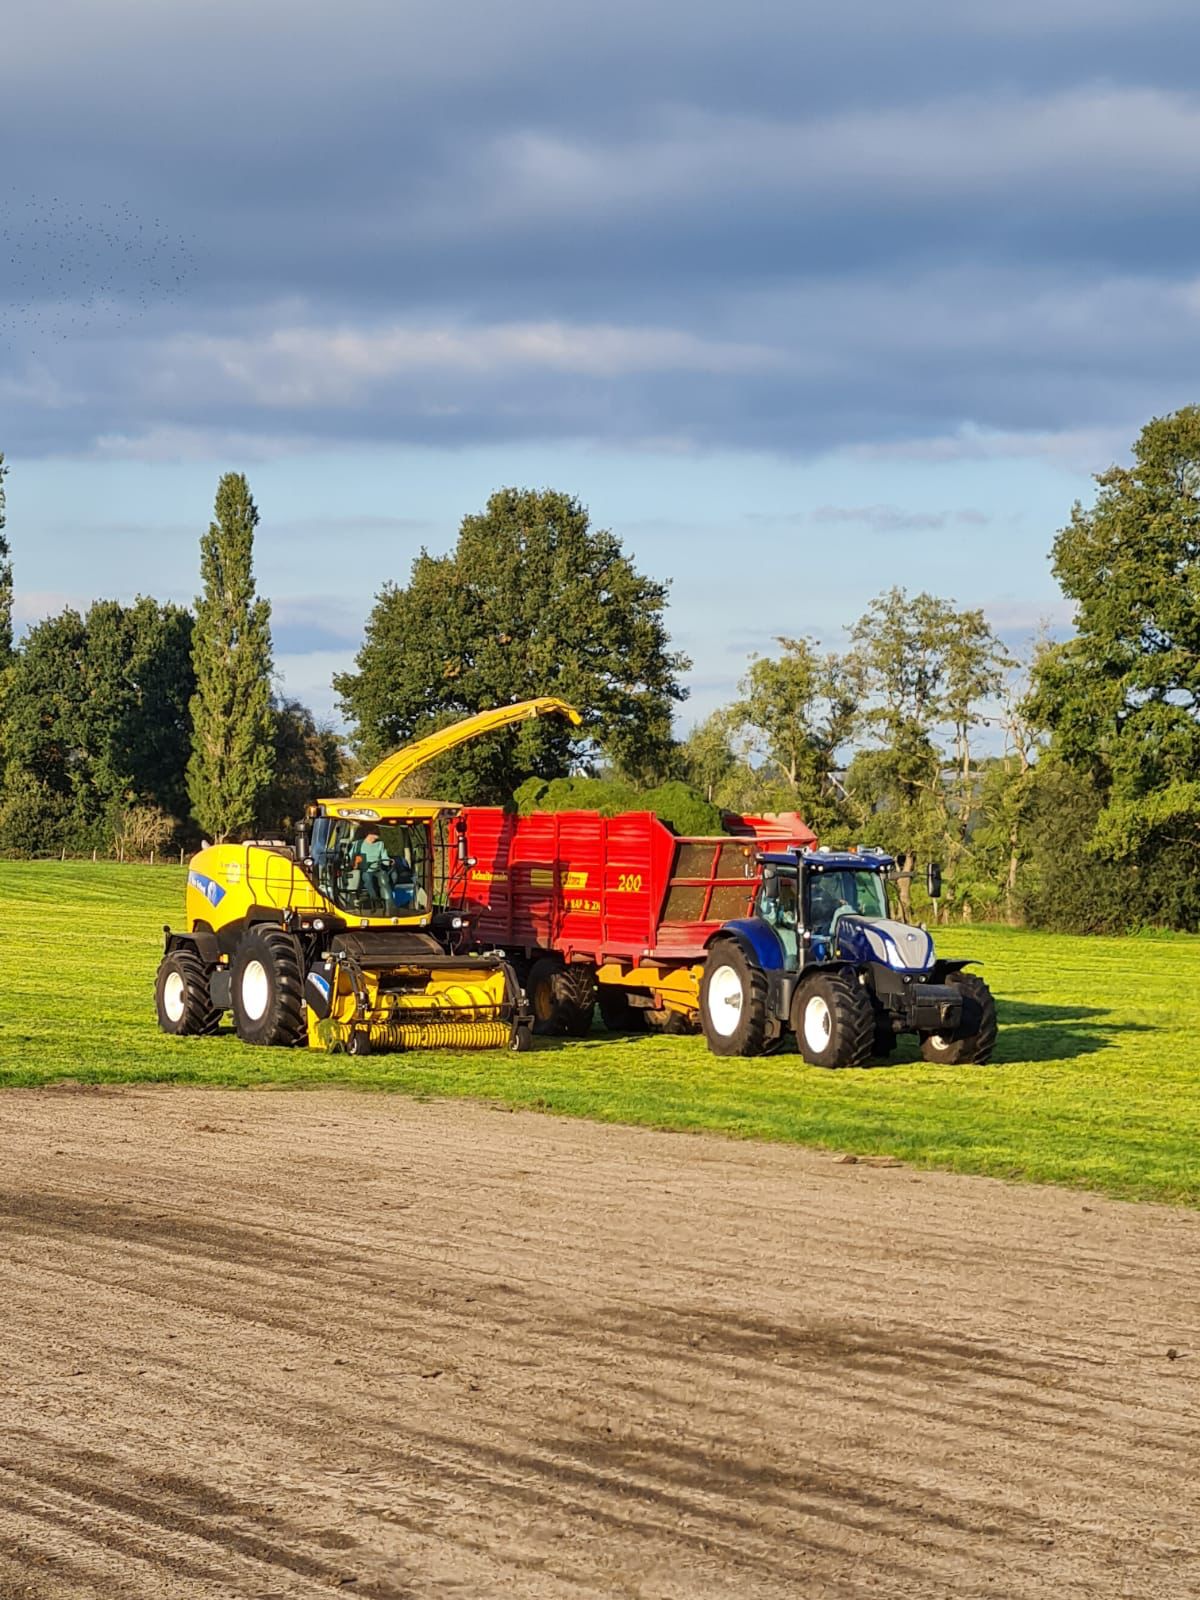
755,847,921,969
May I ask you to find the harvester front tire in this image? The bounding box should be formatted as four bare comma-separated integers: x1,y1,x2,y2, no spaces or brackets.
527,958,596,1037
920,972,998,1065
792,972,875,1069
700,942,770,1057
231,927,307,1048
155,948,221,1037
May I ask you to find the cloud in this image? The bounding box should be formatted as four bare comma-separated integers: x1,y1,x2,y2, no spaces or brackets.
159,320,782,410
4,5,1200,462
810,506,990,533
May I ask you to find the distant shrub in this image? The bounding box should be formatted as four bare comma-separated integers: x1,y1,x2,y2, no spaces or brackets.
112,804,178,859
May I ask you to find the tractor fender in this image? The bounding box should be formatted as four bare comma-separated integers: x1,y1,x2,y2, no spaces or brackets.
163,926,220,967
707,919,787,972
930,957,978,982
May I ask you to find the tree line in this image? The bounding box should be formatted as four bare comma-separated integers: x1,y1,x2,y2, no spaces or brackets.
3,408,1200,933
0,470,339,858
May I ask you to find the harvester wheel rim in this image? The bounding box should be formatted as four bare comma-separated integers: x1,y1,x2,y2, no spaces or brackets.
802,995,832,1053
162,971,186,1024
240,960,271,1022
707,963,744,1038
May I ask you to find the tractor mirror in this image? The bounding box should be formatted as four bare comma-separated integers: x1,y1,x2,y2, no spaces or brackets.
926,862,943,899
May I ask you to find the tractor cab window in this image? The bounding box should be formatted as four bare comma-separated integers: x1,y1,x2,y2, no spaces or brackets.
806,868,888,934
309,816,431,918
756,869,799,963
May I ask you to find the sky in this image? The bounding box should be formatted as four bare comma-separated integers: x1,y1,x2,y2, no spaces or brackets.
4,0,1200,729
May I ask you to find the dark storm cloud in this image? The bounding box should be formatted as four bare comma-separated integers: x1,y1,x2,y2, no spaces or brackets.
3,0,1200,459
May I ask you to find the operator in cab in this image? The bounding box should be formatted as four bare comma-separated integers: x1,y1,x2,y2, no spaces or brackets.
353,827,392,909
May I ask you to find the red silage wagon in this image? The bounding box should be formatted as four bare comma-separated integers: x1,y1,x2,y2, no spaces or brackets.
455,808,816,1032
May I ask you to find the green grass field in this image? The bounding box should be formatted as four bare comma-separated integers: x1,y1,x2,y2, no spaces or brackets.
2,860,1197,1204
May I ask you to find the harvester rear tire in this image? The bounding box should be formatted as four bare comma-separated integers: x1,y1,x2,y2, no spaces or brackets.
792,972,875,1069
155,948,221,1037
920,972,998,1065
231,926,307,1048
699,942,770,1057
527,958,596,1037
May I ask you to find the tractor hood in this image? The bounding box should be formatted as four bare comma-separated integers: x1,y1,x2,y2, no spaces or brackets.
833,915,934,973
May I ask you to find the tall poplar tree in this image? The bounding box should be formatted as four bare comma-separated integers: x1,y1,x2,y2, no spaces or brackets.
0,452,12,664
187,473,275,840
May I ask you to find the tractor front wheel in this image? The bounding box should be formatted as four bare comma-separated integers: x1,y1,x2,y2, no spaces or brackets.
527,959,596,1037
231,926,307,1047
920,972,997,1065
155,948,221,1037
792,972,875,1069
699,942,770,1057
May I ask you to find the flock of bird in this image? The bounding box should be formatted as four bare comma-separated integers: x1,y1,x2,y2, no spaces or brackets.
0,188,196,348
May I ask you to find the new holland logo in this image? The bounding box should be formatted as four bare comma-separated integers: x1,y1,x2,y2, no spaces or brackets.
187,869,225,907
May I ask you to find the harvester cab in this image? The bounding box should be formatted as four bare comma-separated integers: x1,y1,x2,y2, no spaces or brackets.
156,698,582,1057
698,847,997,1069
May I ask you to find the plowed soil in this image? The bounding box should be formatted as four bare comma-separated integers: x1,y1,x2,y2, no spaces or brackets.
0,1087,1196,1599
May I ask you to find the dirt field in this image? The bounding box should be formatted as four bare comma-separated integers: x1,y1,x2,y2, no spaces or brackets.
0,1088,1196,1599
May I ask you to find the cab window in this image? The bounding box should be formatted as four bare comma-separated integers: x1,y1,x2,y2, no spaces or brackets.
309,816,431,917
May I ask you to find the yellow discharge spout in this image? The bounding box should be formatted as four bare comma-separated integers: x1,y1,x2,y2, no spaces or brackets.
353,697,582,800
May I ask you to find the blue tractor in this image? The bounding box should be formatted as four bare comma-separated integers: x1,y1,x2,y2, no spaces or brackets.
697,847,997,1067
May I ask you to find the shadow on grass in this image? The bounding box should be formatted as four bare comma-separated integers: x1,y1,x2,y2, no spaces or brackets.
550,997,1150,1069
993,998,1151,1063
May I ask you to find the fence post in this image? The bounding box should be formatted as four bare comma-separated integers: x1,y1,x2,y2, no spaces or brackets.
150,850,155,867
61,846,66,862
92,847,97,862
179,847,185,866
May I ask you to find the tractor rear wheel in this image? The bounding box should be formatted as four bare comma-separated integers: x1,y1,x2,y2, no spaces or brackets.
155,948,221,1037
231,926,307,1047
792,972,874,1068
700,942,770,1057
920,972,997,1065
527,958,596,1037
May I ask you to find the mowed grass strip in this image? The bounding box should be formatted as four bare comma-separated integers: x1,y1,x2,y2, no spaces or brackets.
1,861,1197,1204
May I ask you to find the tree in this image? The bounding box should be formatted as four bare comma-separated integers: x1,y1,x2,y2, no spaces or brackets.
844,588,1010,913
187,473,275,841
1028,406,1200,867
680,710,740,804
81,598,195,823
0,452,11,665
731,637,859,832
258,698,343,833
335,487,689,802
0,599,195,852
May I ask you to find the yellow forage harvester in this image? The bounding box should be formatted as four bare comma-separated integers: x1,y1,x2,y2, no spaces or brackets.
154,699,582,1056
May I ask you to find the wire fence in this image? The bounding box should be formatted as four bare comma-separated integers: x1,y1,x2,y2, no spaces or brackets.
9,849,192,867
